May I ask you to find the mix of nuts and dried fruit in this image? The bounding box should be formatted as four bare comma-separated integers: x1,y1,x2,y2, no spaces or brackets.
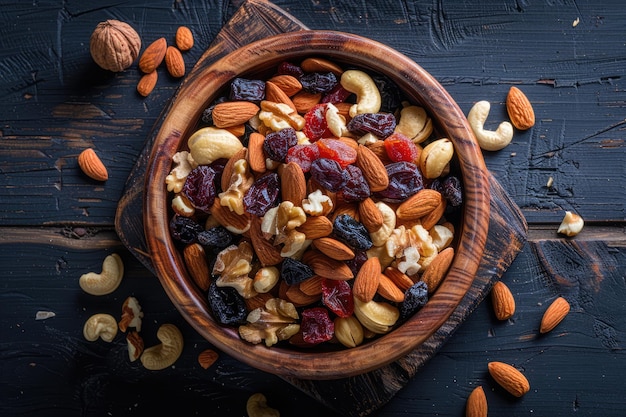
165,57,465,349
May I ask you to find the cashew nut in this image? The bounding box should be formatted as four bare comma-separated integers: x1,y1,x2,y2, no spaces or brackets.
334,316,364,348
325,103,349,137
140,323,184,370
467,100,514,151
246,393,280,417
188,127,243,165
340,70,382,117
79,253,124,296
253,266,280,293
419,138,454,179
394,103,433,144
353,296,399,334
369,201,396,247
171,194,195,217
83,313,118,342
557,211,584,237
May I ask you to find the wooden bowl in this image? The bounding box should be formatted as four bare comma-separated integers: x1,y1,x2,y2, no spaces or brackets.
144,31,490,380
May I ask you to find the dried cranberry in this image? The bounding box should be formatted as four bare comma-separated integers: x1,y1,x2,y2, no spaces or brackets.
321,84,353,104
208,282,248,325
333,214,373,251
182,165,217,212
347,112,397,138
243,173,280,216
300,72,338,94
301,307,335,344
375,161,423,203
285,144,320,172
303,104,329,141
338,165,370,202
277,61,304,79
384,133,419,162
263,127,298,162
281,257,315,285
229,78,265,102
169,214,203,244
310,158,348,192
316,138,357,168
321,279,354,318
400,281,429,320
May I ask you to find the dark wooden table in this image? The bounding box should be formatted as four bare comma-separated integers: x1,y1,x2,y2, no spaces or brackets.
2,1,625,416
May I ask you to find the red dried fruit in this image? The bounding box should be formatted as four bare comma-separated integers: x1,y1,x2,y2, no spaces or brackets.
384,132,419,162
321,279,354,318
303,104,329,141
286,143,320,173
301,307,335,344
316,138,357,168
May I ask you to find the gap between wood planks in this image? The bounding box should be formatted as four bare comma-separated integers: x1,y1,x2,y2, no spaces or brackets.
0,224,624,247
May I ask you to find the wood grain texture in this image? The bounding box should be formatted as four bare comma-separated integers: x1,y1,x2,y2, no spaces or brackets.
1,0,625,416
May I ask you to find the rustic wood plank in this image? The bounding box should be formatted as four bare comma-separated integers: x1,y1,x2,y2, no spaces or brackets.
1,0,624,226
1,1,626,416
2,228,624,416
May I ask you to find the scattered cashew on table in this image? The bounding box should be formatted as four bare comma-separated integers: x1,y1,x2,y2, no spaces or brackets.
467,100,514,151
247,393,280,417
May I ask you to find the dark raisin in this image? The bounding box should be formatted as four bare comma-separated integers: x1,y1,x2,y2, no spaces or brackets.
338,165,370,203
300,72,338,94
196,226,233,250
285,144,320,173
347,112,397,138
345,250,368,277
207,281,248,325
400,281,429,320
321,279,354,318
301,307,335,344
169,214,203,244
375,161,423,203
442,175,463,207
243,173,280,216
277,61,304,79
230,78,265,102
333,214,373,251
281,257,315,285
263,127,298,162
372,74,402,113
310,158,348,192
200,96,227,125
182,165,217,212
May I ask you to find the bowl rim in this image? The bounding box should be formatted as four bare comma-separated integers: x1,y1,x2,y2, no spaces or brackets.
144,30,490,380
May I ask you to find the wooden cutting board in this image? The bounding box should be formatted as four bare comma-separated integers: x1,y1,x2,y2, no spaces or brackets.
114,1,527,415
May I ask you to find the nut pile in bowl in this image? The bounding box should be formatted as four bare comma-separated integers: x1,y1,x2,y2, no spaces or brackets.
144,31,490,379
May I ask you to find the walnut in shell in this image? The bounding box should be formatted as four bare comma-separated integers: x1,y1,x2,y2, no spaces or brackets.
90,20,141,72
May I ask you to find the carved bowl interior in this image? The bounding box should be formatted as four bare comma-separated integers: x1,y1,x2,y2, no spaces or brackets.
144,30,490,380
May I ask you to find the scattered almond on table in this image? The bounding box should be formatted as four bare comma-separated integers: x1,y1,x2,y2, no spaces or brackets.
540,296,571,334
